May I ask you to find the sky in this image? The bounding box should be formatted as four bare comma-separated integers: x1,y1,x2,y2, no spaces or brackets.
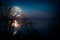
0,0,57,35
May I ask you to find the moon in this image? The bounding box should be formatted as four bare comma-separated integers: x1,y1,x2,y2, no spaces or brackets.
10,6,22,17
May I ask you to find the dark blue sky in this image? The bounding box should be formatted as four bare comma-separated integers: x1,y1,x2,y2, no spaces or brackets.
0,0,57,12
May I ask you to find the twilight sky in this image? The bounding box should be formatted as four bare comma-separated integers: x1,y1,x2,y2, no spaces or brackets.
0,0,57,34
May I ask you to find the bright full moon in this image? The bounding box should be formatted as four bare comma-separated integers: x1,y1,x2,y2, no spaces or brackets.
10,6,22,17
